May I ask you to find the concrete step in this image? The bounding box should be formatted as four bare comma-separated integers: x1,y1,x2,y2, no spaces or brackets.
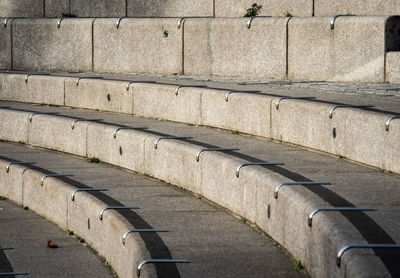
1,0,400,18
0,71,399,175
0,101,398,277
0,141,306,278
1,16,400,83
0,200,115,278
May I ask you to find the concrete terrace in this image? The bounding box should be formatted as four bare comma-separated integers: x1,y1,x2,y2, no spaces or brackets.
0,1,399,277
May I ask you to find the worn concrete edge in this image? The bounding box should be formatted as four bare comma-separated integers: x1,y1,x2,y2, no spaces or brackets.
0,157,156,278
0,108,391,278
0,72,398,175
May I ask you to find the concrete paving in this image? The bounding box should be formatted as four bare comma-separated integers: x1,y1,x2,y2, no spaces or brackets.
0,200,115,278
0,141,307,278
0,101,399,276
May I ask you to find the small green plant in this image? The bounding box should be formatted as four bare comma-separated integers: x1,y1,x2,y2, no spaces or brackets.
68,230,75,236
89,157,100,163
240,217,247,224
285,11,293,17
295,260,304,270
23,206,29,210
0,196,7,201
244,3,262,17
232,130,240,135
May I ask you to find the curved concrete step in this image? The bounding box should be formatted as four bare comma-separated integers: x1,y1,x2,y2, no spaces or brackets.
0,141,306,278
0,102,398,277
0,71,399,174
0,200,115,278
1,16,400,83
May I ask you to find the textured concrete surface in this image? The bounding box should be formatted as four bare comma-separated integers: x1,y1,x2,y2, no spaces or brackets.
127,0,213,17
0,141,306,278
133,83,202,124
314,0,400,16
65,77,133,114
0,0,43,17
214,0,313,17
184,17,288,79
70,0,125,17
0,103,399,277
93,18,182,75
386,52,400,84
0,200,115,278
44,0,68,17
288,16,392,82
12,18,93,72
0,21,12,69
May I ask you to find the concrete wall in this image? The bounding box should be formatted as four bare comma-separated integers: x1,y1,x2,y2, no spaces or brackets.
93,18,182,75
0,19,12,69
0,0,43,17
314,0,400,16
288,16,389,82
386,52,400,83
12,18,93,72
127,0,213,17
183,17,289,79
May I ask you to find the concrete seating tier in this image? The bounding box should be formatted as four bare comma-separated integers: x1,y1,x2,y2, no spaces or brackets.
1,17,400,83
0,72,399,175
1,0,400,18
0,102,399,277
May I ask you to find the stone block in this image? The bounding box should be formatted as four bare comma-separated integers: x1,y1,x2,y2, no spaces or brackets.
70,0,125,17
215,0,312,17
184,17,288,79
25,74,65,105
201,89,273,137
127,0,213,17
12,18,93,72
93,18,182,75
0,109,29,143
65,77,133,114
288,16,400,82
386,52,400,84
0,73,27,101
87,123,147,173
133,83,202,125
0,160,24,204
44,0,69,17
0,20,12,69
144,136,202,194
68,194,155,278
28,114,88,156
314,0,400,16
22,169,71,229
270,99,339,155
0,0,43,17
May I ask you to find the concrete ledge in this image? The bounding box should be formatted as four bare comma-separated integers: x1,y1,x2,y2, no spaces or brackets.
183,17,289,79
0,157,156,278
65,77,133,114
288,16,398,82
28,114,88,156
0,108,394,277
133,83,202,124
12,18,93,72
201,89,273,138
93,18,182,75
0,108,29,143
